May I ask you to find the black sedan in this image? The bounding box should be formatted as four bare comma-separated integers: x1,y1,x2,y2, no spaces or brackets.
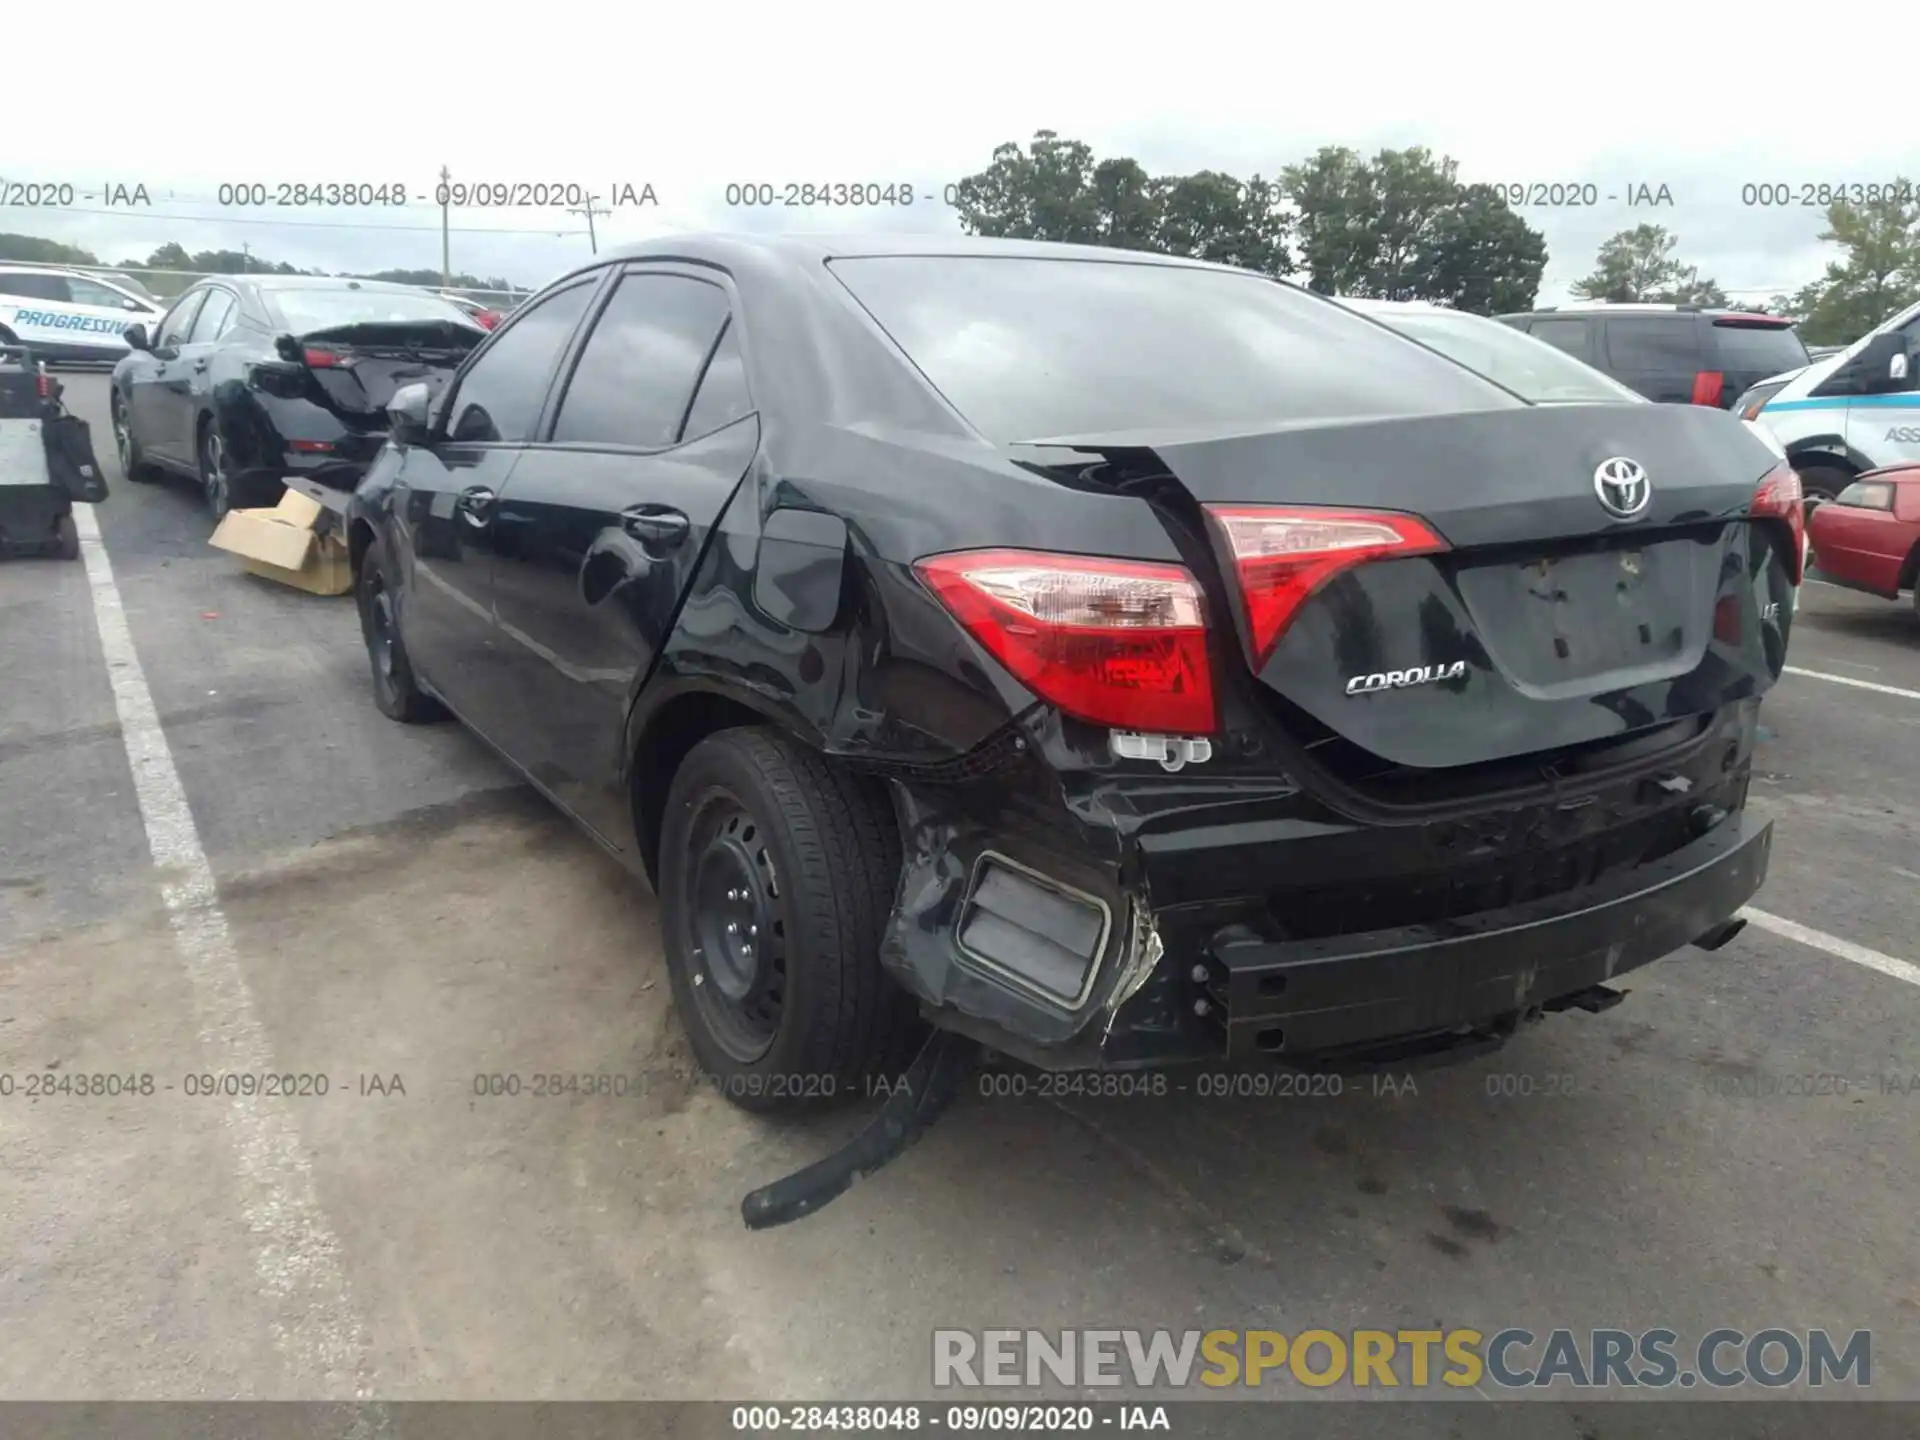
344,234,1792,1120
111,275,486,519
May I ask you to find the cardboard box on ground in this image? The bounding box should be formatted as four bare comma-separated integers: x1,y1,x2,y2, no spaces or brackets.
209,479,352,596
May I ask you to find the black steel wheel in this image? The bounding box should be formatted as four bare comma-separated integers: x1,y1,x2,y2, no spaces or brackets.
55,514,80,561
658,726,924,1114
356,535,445,724
684,796,789,1062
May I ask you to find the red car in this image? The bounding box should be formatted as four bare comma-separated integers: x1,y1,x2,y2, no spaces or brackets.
1806,463,1920,616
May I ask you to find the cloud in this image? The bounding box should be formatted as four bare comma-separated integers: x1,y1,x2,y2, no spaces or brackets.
6,0,1907,302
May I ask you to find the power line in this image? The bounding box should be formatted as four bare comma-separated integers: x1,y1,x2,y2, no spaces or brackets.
3,204,584,236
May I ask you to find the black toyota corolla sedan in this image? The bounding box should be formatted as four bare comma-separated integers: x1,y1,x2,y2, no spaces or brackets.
111,275,486,519
345,234,1799,1113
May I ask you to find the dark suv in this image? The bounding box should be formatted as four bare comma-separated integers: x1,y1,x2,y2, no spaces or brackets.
1498,305,1810,410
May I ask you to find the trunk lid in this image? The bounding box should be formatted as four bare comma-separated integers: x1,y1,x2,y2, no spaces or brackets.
1016,403,1792,775
294,320,482,416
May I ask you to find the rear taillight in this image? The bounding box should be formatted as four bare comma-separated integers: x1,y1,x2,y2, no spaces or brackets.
1204,506,1449,670
1691,370,1726,407
477,310,502,329
1750,462,1804,585
34,364,49,399
303,348,342,368
915,549,1215,734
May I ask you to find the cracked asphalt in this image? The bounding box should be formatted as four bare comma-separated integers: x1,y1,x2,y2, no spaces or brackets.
2,374,1917,1431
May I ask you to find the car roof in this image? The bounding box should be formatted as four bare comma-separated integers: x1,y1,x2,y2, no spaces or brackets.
1501,303,1795,324
589,231,1249,274
211,274,431,293
1337,297,1452,314
1858,461,1920,482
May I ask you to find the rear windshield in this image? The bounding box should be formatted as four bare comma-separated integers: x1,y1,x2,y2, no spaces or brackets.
262,287,477,335
1370,309,1644,404
828,256,1519,442
1711,320,1809,374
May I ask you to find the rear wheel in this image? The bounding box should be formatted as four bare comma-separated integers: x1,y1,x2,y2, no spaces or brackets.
1795,463,1853,512
357,535,445,724
54,514,79,561
658,727,923,1114
111,391,158,483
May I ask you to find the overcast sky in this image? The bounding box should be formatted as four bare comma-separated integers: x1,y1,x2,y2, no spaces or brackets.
8,1,1914,300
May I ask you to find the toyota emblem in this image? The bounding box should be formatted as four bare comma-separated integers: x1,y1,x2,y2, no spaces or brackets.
1593,456,1652,520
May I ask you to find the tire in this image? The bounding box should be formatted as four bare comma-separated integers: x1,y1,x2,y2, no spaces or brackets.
1795,463,1853,509
658,726,924,1114
356,535,446,724
110,391,158,483
197,420,259,520
54,514,79,561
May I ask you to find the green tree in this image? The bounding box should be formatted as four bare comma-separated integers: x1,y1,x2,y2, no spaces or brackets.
1785,185,1920,346
0,233,99,265
952,130,1103,244
1151,171,1291,274
951,130,1294,276
1572,225,1723,304
1279,147,1545,311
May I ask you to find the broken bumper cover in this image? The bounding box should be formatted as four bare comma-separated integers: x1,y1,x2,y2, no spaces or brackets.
1199,812,1771,1064
890,799,1771,1072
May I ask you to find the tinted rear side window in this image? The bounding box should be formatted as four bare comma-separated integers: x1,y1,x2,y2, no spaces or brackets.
0,273,70,302
1520,318,1590,357
1711,321,1809,374
681,321,752,441
551,274,730,449
1605,317,1702,370
829,256,1517,442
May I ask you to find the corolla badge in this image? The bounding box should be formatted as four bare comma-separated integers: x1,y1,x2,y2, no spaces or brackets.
1345,661,1468,696
1593,456,1652,520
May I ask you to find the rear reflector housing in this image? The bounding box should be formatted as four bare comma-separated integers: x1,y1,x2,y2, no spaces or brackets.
1205,506,1449,669
1750,462,1804,585
916,549,1215,734
956,854,1112,1008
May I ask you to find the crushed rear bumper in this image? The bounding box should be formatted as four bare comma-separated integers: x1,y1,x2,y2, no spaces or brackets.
1196,812,1770,1064
885,764,1771,1071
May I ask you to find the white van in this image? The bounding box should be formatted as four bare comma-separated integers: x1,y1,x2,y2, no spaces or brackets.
0,265,168,364
1736,298,1920,502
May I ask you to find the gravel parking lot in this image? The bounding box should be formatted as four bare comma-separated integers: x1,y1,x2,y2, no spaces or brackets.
3,375,1918,1415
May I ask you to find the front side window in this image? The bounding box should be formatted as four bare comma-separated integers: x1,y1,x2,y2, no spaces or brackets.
158,291,207,348
445,281,597,444
550,275,731,449
67,277,141,310
188,290,237,343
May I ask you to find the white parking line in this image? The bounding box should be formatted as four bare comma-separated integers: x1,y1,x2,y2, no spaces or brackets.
1741,907,1920,990
1782,666,1920,702
73,505,385,1412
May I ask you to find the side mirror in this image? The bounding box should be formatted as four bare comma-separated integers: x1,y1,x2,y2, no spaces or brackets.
273,333,303,363
387,381,434,447
1853,332,1909,392
122,323,151,352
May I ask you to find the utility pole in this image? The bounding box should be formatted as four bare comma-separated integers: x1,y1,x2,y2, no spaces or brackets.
439,164,452,288
567,194,611,254
240,243,250,273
